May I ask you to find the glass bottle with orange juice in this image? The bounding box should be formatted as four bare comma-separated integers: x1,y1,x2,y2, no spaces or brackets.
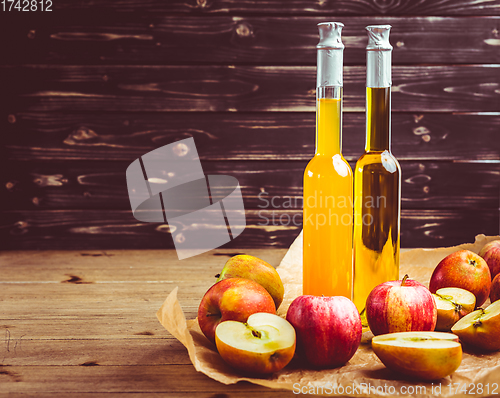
303,22,353,298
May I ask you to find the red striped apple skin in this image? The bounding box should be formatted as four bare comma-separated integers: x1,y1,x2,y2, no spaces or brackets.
366,277,437,336
429,250,491,307
286,295,362,368
198,278,276,344
491,274,500,303
479,240,500,280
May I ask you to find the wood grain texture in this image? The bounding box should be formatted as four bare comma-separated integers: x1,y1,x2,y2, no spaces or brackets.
2,160,499,210
0,248,286,281
3,112,500,161
42,0,500,15
2,65,500,113
2,16,500,65
1,209,498,250
0,365,291,394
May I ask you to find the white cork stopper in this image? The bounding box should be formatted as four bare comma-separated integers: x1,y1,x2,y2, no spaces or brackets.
366,25,392,88
317,22,344,87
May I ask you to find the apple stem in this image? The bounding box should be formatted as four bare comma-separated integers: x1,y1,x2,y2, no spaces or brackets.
401,274,409,286
215,274,220,278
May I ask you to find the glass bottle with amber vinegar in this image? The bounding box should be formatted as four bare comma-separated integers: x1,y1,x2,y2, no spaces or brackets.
353,25,401,320
303,22,353,298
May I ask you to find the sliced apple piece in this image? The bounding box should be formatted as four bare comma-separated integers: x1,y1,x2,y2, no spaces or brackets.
433,287,476,331
215,312,296,374
451,299,500,351
372,331,462,380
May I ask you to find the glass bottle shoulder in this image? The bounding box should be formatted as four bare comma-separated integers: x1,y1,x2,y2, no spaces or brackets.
305,153,352,179
355,150,400,175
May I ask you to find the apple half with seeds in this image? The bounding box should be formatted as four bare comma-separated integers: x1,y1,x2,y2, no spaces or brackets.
372,331,462,380
215,312,296,375
433,287,476,331
451,299,500,351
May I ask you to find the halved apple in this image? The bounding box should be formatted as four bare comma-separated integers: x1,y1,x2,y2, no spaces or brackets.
215,312,296,374
372,331,462,380
433,287,476,331
451,299,500,351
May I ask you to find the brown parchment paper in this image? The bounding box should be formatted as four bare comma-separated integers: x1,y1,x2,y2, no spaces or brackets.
157,233,500,397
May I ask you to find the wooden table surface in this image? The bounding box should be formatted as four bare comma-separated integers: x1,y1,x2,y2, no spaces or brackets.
1,248,303,397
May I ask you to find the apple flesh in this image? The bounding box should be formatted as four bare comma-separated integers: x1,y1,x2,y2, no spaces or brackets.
451,299,500,351
286,295,361,368
217,254,284,310
490,274,500,303
478,240,500,280
372,331,462,380
198,278,276,344
430,250,491,307
366,275,437,336
215,312,295,374
432,287,476,331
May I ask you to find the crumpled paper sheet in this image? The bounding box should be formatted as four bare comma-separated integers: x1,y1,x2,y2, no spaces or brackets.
157,233,500,397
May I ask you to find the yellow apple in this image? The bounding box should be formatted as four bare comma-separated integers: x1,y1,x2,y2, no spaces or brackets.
451,299,500,351
215,312,295,374
433,287,476,331
372,331,462,380
217,254,284,309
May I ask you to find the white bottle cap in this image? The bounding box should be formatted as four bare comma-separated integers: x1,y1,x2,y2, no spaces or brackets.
366,25,392,88
317,22,344,88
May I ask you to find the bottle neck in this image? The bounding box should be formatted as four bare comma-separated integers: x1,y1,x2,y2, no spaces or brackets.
316,86,342,156
365,87,390,152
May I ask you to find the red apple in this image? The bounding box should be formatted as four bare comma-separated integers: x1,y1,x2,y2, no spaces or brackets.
198,278,276,344
491,274,500,303
366,275,437,336
452,300,500,351
215,313,296,374
479,240,500,280
285,295,361,368
429,250,491,307
372,332,462,380
432,287,476,331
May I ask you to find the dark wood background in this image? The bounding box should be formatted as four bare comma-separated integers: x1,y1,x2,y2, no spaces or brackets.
1,0,499,250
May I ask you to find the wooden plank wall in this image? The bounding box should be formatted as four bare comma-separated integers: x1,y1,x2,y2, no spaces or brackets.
1,0,500,250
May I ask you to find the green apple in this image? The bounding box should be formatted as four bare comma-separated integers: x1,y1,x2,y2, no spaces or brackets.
451,299,500,351
198,278,276,345
217,254,284,309
215,312,296,374
432,287,476,331
372,331,462,380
